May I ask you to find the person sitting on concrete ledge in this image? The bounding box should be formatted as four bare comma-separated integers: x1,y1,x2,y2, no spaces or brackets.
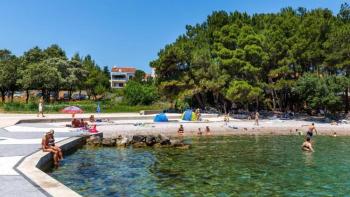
47,129,63,160
42,131,60,167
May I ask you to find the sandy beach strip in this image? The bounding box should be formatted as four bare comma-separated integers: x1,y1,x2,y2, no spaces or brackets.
98,119,350,138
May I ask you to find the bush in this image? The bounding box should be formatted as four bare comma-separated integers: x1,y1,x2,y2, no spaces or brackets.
123,81,159,105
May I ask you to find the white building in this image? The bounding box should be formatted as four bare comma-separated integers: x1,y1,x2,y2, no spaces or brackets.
110,67,136,88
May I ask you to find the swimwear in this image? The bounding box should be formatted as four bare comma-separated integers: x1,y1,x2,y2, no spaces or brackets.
306,131,313,137
48,138,55,146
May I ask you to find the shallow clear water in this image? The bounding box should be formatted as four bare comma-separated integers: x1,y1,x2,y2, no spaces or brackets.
49,136,350,196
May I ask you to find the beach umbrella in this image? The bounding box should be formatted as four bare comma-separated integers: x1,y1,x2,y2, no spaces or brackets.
61,106,84,114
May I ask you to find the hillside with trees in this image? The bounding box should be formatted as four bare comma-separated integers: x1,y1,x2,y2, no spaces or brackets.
151,4,350,115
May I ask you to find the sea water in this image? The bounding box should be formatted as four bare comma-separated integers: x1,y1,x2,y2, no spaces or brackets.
49,136,350,196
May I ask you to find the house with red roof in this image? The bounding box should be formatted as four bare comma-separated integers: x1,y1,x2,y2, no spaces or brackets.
110,66,136,88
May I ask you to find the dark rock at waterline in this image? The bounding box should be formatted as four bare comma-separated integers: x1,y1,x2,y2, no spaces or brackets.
132,135,146,143
159,134,171,145
145,135,157,146
85,134,190,149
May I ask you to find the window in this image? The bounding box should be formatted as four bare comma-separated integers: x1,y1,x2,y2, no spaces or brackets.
119,83,124,87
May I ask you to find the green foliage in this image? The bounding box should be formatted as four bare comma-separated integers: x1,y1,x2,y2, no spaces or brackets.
123,81,159,105
226,80,263,104
151,5,350,113
294,74,343,112
133,70,146,82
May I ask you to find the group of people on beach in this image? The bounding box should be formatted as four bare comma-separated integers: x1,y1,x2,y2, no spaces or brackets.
41,130,63,168
177,124,211,136
71,118,89,128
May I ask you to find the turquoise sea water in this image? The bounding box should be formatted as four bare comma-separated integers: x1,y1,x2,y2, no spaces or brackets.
49,136,350,196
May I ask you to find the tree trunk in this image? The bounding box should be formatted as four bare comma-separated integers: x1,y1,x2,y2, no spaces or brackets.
345,87,349,114
195,94,204,109
0,91,5,103
25,89,29,104
10,90,14,103
271,89,276,111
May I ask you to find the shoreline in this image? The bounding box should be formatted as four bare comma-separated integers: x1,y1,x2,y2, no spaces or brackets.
99,119,350,138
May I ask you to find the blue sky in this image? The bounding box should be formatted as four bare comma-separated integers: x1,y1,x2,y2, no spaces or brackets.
0,0,345,72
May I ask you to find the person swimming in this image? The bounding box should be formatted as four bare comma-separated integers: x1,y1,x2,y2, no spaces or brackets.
301,137,314,152
306,123,317,138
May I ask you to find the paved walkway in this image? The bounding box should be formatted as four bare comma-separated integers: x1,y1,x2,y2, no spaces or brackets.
0,112,178,197
0,113,132,196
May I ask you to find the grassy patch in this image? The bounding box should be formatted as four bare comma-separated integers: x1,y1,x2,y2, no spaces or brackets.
0,101,169,113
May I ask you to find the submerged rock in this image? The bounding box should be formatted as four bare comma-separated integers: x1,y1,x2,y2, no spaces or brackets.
175,144,190,149
102,138,116,146
86,136,102,146
133,142,147,148
116,135,130,147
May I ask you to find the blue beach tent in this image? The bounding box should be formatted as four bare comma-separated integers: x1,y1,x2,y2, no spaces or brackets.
182,109,193,121
154,113,169,122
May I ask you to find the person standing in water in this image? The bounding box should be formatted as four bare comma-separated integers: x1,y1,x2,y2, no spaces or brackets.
205,126,211,135
37,97,45,117
197,128,202,136
306,123,317,138
177,124,184,135
254,111,260,126
301,137,314,152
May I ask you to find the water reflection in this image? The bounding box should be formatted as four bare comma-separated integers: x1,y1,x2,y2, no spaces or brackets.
303,151,314,167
